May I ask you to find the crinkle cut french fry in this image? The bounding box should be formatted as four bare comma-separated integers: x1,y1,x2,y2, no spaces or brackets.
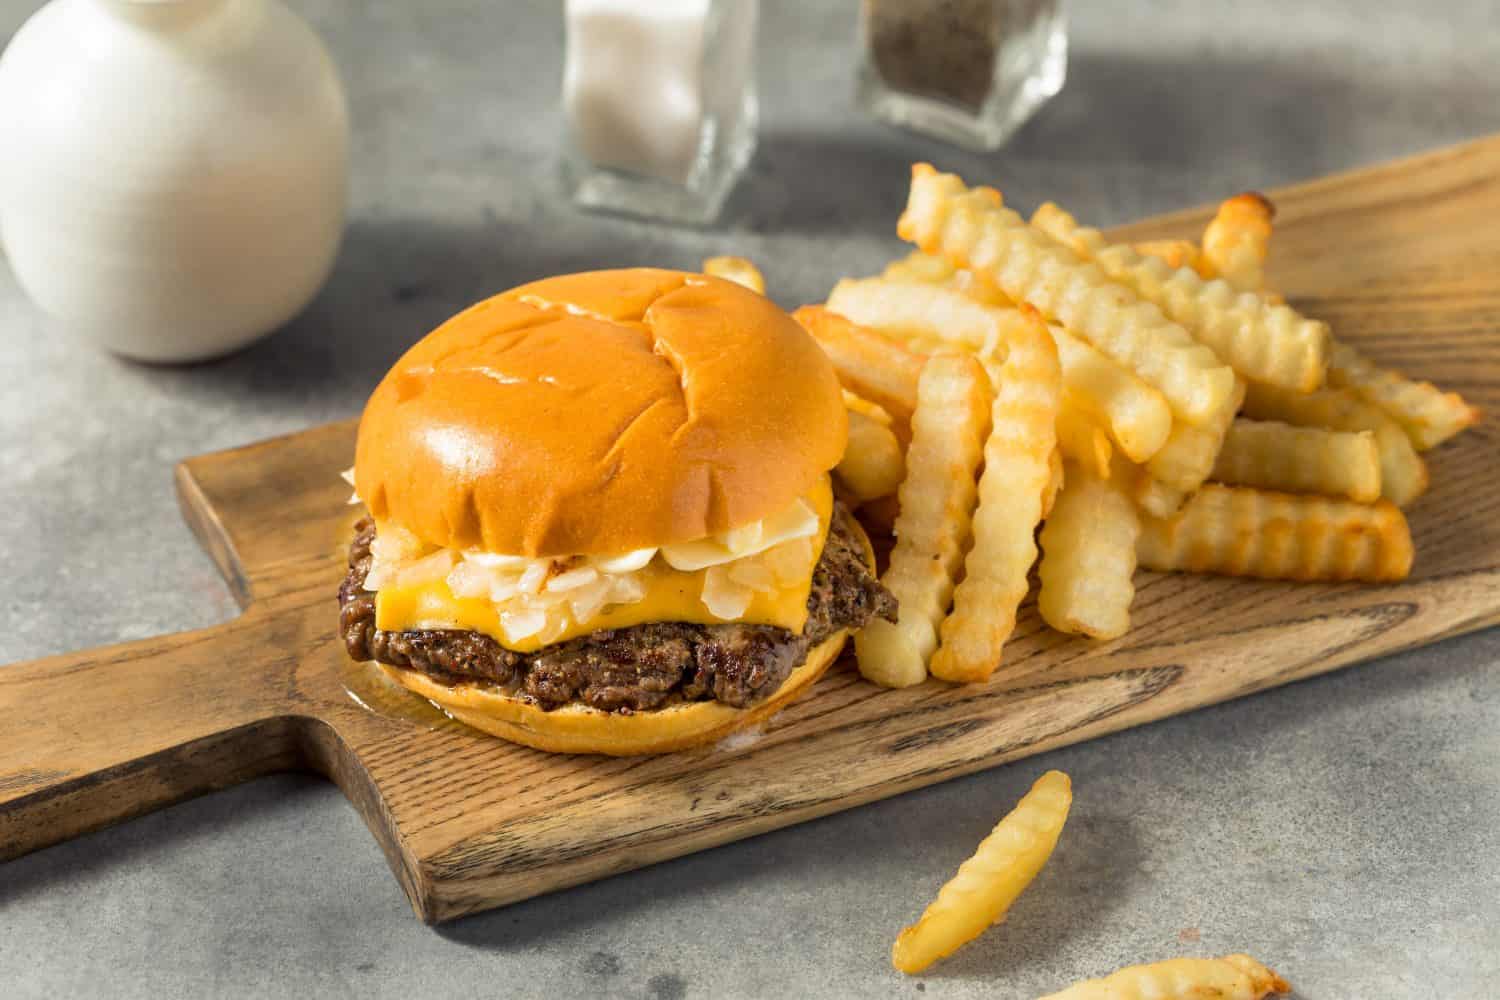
931,306,1061,682
948,265,1014,307
1202,192,1275,294
1138,484,1413,582
1056,391,1112,480
898,165,1236,427
1132,238,1208,277
836,408,905,503
884,249,1018,308
1030,200,1327,392
1038,461,1139,639
1050,325,1173,463
1326,340,1480,451
1037,953,1291,1000
793,305,924,423
892,770,1072,975
1042,446,1064,519
854,353,991,689
701,255,766,294
1131,471,1187,520
881,248,961,287
827,277,1006,356
842,389,893,426
1143,378,1246,495
1107,453,1186,520
1213,418,1381,503
1242,381,1428,507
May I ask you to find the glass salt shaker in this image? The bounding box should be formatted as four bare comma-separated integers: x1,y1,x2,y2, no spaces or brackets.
856,0,1067,151
562,0,758,225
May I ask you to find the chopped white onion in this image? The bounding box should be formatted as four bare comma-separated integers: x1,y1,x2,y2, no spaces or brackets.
660,496,819,570
609,574,647,604
593,547,657,574
362,564,395,592
568,578,614,623
517,561,549,595
762,497,820,546
488,577,523,604
658,538,729,572
463,551,532,570
546,565,600,593
341,467,363,506
499,607,547,642
397,549,457,588
370,523,425,565
723,519,764,554
445,560,494,599
727,557,774,591
764,537,814,586
702,566,754,619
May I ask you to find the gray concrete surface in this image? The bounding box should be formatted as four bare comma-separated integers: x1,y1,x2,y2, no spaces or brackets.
2,1,1498,996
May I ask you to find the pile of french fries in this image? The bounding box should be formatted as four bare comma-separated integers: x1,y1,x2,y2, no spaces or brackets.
721,165,1480,690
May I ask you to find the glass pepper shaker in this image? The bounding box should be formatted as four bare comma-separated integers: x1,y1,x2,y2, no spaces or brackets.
562,0,759,225
856,0,1067,151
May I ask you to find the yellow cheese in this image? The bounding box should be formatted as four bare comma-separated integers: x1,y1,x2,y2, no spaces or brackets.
374,479,832,653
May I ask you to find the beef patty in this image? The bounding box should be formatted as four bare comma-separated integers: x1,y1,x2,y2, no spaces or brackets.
338,504,896,714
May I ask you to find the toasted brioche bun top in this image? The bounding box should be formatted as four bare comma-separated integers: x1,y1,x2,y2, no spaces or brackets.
355,268,847,557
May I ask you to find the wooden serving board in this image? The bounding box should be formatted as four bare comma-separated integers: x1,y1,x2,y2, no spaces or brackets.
4,136,1500,923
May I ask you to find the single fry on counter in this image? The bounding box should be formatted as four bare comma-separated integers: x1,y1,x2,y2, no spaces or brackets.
892,770,1073,975
1036,953,1290,1000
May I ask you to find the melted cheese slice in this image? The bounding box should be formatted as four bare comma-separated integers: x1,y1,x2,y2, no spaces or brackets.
374,478,833,653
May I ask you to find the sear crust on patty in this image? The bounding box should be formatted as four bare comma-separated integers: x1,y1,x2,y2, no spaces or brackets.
338,504,896,714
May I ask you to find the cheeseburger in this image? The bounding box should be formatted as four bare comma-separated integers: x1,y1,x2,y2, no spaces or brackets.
338,268,896,754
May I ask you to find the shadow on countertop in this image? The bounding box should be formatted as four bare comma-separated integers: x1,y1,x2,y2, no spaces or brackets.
736,45,1499,236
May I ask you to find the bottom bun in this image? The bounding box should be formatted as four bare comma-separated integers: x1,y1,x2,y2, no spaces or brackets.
379,630,848,756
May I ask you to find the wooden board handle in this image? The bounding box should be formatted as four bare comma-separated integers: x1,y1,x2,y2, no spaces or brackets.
0,619,299,860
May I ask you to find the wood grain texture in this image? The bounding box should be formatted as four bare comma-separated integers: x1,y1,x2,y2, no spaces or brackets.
3,135,1499,922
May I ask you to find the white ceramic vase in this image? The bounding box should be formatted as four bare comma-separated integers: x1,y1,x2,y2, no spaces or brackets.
0,0,349,362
